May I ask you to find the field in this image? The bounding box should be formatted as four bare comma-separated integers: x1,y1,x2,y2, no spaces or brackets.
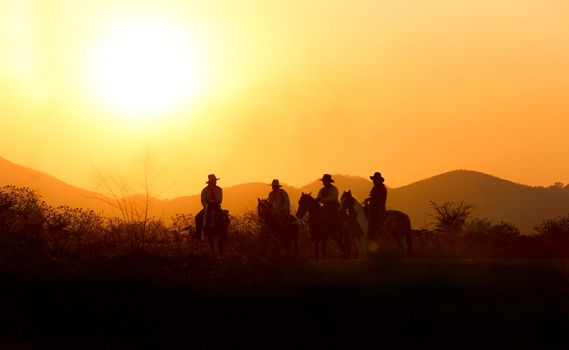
1,257,568,349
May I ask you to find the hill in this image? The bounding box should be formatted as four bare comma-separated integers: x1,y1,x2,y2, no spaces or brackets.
2,156,569,233
0,156,111,213
389,170,569,233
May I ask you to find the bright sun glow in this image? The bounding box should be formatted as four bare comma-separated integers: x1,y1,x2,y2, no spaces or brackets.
87,15,206,119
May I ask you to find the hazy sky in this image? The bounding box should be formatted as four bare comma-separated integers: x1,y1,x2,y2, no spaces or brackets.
2,0,569,197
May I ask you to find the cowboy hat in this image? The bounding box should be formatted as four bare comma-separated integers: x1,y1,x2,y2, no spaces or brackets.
319,174,335,183
370,172,384,182
270,179,282,187
206,174,220,183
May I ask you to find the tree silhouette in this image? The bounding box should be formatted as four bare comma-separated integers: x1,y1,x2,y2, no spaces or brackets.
428,201,473,233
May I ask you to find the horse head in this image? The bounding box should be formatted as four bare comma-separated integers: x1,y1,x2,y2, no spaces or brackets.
257,198,273,218
296,192,314,219
340,190,355,214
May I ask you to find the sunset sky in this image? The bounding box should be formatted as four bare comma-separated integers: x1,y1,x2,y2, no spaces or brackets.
2,0,569,198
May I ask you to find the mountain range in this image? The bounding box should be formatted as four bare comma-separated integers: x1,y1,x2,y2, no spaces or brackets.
2,156,568,233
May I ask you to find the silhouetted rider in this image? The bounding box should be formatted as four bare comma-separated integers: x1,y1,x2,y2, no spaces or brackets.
194,174,223,240
365,171,387,239
317,174,339,207
268,179,291,217
317,174,340,232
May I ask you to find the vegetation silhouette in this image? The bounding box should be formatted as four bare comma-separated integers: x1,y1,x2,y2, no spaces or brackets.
428,200,473,233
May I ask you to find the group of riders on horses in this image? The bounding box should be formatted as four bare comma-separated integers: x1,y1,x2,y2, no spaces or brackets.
193,171,389,243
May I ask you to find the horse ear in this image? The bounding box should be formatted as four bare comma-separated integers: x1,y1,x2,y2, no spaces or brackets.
348,190,352,194
308,192,312,196
257,198,260,202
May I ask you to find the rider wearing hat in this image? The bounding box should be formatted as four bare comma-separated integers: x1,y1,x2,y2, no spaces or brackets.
316,174,339,207
316,174,340,229
365,171,387,239
194,174,223,240
268,179,291,217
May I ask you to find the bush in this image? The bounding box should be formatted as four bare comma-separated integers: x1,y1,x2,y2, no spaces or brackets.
428,201,473,233
534,215,569,238
466,218,520,237
0,185,47,248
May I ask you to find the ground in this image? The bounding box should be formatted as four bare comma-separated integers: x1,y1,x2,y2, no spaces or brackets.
1,258,568,349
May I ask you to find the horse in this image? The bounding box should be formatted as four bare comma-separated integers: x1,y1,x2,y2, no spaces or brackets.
339,191,369,260
203,202,229,256
257,198,299,254
341,190,413,256
296,192,343,260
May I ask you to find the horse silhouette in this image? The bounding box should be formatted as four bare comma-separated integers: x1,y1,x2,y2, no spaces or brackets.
339,191,369,260
341,190,412,256
257,198,299,254
203,202,229,256
296,192,342,260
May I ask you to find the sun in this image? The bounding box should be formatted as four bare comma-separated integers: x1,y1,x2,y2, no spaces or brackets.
87,15,206,119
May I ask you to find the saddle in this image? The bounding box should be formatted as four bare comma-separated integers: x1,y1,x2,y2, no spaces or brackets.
205,203,229,228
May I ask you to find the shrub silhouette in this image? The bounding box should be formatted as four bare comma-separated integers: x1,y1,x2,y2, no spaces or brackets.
0,185,47,249
534,215,569,239
428,200,473,233
466,218,520,238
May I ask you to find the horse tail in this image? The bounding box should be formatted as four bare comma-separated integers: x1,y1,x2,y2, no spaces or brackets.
404,215,412,256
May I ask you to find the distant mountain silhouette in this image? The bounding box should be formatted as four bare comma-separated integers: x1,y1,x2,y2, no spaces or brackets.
389,170,569,233
2,157,568,233
0,156,111,212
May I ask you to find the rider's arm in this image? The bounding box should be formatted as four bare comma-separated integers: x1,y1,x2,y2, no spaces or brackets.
318,187,338,204
284,191,290,210
201,188,208,207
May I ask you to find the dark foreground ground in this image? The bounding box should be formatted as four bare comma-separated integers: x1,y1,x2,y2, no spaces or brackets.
1,258,568,349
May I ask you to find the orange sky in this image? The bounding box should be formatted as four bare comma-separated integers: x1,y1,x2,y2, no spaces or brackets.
1,0,569,198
